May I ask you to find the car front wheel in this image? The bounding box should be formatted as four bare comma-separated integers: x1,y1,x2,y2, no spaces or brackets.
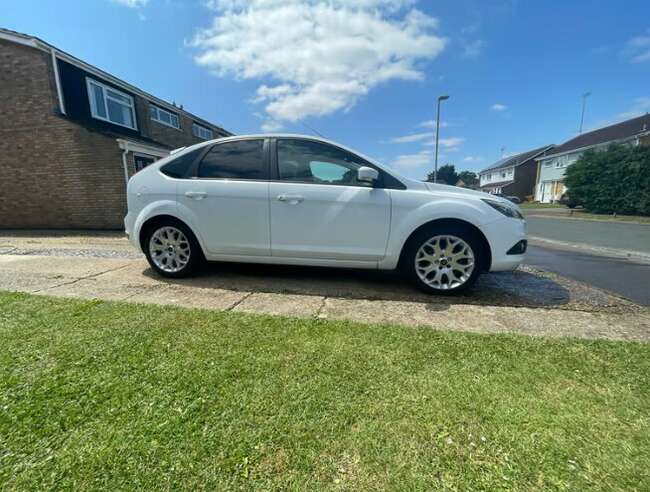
403,225,483,294
143,221,203,278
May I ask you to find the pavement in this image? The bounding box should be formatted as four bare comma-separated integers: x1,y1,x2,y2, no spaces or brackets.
1,231,649,342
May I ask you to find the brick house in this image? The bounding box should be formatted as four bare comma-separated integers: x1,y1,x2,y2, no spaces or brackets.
0,28,232,229
478,145,554,201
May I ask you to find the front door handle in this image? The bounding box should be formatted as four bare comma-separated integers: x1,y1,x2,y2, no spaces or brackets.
277,194,304,204
185,191,207,200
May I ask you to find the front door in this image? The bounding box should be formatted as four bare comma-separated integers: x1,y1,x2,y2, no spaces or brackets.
269,138,391,261
176,139,270,256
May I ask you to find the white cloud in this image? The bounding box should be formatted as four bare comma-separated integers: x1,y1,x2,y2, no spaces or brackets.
112,0,148,7
392,150,432,168
617,96,650,120
490,103,507,111
622,30,650,63
390,132,431,143
418,119,448,129
422,137,465,149
261,120,284,132
462,39,483,58
462,155,483,162
192,1,446,124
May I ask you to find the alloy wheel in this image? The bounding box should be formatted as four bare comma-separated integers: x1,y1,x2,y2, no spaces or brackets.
148,226,191,273
414,235,475,290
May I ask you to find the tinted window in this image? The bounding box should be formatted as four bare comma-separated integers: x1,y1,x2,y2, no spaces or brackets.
160,147,205,178
277,139,372,187
198,140,266,180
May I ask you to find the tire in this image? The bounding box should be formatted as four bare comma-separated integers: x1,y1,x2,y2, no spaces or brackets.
142,219,204,278
402,223,485,295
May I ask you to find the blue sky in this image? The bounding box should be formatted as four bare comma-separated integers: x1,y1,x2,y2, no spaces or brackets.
4,0,650,179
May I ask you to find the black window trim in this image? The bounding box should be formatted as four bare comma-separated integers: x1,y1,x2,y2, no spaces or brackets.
271,137,406,190
188,137,271,181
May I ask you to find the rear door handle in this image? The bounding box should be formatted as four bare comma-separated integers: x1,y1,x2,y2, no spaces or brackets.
185,191,207,200
277,194,304,204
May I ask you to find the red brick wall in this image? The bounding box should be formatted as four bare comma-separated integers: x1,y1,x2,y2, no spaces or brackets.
0,40,128,229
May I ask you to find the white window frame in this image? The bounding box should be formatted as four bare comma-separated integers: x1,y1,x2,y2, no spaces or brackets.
86,77,137,130
150,105,180,130
192,122,213,140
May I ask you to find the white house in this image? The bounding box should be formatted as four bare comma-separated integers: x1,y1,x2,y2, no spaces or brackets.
535,114,650,203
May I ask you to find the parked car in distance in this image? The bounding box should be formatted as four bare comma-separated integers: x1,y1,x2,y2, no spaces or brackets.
492,193,521,204
125,135,527,294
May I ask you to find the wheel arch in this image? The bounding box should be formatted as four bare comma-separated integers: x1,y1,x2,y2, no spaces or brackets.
138,214,206,258
398,218,492,272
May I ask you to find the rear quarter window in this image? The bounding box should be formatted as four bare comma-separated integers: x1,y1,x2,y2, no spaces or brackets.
160,147,206,178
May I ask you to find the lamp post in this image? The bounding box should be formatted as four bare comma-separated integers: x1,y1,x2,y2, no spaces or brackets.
433,95,449,183
579,91,591,134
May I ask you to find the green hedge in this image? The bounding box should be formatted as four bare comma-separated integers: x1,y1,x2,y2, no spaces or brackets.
564,143,650,215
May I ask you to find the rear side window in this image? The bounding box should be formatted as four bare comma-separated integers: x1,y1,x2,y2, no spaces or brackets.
198,140,266,180
160,147,205,178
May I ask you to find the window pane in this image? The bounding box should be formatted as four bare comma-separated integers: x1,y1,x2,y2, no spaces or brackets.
161,147,205,178
198,140,265,180
277,139,369,186
149,106,157,119
107,98,134,128
159,110,171,124
170,114,179,128
106,88,130,104
90,83,107,118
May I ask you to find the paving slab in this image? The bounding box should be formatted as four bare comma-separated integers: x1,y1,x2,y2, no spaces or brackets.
127,285,250,310
233,292,324,317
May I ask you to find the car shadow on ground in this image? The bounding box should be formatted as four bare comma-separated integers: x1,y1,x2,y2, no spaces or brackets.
142,261,573,308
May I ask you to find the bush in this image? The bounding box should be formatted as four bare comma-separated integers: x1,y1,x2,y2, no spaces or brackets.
564,144,650,215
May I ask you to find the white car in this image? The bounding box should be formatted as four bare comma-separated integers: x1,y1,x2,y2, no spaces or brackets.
125,135,526,294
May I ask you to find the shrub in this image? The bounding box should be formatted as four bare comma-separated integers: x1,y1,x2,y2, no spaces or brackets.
564,143,650,215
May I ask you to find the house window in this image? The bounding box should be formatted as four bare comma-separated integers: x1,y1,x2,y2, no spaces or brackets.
86,78,136,130
192,123,213,140
150,105,180,129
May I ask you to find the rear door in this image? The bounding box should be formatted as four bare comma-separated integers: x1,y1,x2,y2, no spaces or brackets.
176,138,271,256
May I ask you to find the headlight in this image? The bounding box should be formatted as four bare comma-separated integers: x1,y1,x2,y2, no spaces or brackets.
482,199,524,220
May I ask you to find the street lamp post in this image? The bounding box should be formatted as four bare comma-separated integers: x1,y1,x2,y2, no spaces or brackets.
433,95,449,183
579,91,591,134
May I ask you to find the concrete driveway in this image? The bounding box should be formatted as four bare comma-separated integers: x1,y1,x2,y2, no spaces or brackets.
1,231,649,341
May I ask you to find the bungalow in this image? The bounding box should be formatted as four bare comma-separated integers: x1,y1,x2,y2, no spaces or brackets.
478,145,554,201
535,113,650,203
0,28,232,229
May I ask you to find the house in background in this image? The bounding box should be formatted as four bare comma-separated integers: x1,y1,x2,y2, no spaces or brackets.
478,145,554,201
535,113,650,203
0,28,232,229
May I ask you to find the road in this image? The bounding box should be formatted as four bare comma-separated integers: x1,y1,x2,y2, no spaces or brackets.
524,215,650,305
526,216,650,254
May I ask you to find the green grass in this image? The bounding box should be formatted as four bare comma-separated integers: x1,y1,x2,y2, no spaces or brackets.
1,292,649,490
520,202,566,209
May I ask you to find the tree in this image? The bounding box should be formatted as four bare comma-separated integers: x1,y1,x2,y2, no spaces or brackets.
564,143,650,215
457,170,478,187
426,164,458,185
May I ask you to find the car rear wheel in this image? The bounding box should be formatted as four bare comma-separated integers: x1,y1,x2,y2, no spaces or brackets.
403,225,484,295
143,221,203,278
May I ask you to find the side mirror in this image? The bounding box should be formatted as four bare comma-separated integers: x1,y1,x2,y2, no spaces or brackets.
358,166,379,184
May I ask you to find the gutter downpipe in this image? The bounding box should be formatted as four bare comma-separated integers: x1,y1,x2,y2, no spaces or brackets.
117,140,130,187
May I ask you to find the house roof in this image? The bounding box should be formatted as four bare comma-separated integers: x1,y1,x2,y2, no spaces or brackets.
480,179,514,188
0,27,232,136
543,113,650,158
479,145,553,175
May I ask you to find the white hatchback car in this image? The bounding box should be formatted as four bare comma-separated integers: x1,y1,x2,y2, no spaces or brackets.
125,135,527,294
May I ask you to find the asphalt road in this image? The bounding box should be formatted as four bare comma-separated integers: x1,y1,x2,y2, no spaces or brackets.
525,245,650,306
526,216,650,254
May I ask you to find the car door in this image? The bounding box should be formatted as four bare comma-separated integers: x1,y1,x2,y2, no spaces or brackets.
176,138,271,256
269,138,391,261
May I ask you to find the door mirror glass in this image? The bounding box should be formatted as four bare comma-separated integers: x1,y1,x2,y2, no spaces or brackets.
357,166,379,183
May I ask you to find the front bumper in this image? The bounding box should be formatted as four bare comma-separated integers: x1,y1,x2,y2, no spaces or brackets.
479,217,527,271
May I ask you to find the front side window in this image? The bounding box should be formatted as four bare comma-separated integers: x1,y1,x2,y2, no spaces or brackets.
198,140,265,180
277,139,372,187
150,105,180,129
86,78,136,129
193,123,213,140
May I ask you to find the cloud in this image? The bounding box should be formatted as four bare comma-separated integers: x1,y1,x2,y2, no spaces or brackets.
112,0,148,7
422,137,465,149
622,30,650,63
419,119,448,129
462,39,483,58
462,155,483,162
490,103,507,112
261,120,284,132
390,132,431,143
617,96,650,120
191,1,446,125
392,150,432,168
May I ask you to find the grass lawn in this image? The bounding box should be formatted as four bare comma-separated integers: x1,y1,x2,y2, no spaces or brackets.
1,292,649,490
519,202,567,209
